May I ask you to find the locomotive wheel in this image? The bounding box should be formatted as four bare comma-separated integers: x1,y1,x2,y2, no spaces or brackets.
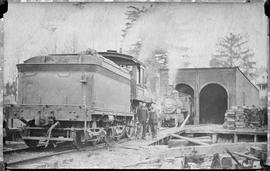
24,140,39,149
125,126,135,138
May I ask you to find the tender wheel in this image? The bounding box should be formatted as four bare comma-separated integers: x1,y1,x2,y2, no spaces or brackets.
125,126,135,138
24,140,39,149
119,126,126,139
114,126,126,140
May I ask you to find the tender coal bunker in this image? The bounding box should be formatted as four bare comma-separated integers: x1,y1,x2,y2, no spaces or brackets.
199,83,227,124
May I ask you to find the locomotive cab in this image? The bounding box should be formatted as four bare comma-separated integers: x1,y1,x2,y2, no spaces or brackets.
98,50,147,112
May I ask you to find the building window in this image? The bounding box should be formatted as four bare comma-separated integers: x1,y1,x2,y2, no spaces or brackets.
136,67,140,84
141,68,144,85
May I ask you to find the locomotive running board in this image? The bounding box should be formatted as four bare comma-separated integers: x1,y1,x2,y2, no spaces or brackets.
21,136,74,142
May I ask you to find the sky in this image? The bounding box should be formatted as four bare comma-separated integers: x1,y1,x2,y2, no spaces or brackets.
3,2,268,83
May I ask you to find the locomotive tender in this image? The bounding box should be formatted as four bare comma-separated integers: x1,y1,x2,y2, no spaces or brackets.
4,49,146,148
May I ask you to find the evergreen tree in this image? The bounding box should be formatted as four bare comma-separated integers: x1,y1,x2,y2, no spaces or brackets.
210,33,256,80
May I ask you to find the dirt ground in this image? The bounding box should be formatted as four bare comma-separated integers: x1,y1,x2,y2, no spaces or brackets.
9,135,216,169
6,125,266,169
13,136,170,169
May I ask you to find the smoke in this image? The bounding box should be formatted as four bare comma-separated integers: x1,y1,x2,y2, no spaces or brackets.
123,4,193,85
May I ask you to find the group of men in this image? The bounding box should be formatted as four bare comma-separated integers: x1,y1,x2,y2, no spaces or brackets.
135,101,158,140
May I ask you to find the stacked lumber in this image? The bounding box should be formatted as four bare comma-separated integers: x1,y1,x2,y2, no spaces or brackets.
235,107,247,129
223,107,237,130
223,106,266,130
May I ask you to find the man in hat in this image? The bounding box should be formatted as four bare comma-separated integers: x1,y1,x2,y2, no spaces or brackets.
148,103,158,139
137,102,149,140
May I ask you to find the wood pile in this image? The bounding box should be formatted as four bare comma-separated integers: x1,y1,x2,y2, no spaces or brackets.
223,106,266,130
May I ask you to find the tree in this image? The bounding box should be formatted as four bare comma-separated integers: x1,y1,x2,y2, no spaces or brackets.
210,33,256,80
5,81,17,97
121,5,152,42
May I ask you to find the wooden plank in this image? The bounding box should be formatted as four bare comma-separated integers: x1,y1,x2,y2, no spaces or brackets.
196,136,212,139
225,149,243,168
148,115,190,146
178,114,190,130
212,134,218,144
183,129,266,135
231,151,260,161
123,158,161,167
159,142,266,159
168,139,189,148
170,134,209,146
22,136,74,141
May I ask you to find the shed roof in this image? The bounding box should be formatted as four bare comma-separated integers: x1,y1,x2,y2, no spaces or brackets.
161,66,259,91
98,51,145,68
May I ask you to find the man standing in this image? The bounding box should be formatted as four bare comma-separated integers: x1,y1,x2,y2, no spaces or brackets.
148,103,158,139
135,102,142,139
137,102,149,140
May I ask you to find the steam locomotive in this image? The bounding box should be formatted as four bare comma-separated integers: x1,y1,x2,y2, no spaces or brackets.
160,90,190,127
4,49,147,148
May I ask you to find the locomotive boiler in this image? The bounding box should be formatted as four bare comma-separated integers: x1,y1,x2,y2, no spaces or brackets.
4,49,147,148
161,90,190,127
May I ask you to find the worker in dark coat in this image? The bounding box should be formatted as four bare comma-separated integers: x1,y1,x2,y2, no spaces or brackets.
148,104,158,139
3,118,7,145
137,102,149,140
135,102,142,139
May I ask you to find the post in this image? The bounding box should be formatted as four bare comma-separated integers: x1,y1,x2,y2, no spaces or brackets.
265,0,270,166
194,70,200,124
212,133,218,144
233,134,238,143
254,135,258,143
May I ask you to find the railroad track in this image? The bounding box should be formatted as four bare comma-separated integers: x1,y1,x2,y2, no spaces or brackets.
5,138,130,169
5,127,172,168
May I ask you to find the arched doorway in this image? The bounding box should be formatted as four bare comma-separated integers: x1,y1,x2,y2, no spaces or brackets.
175,83,194,124
199,83,228,124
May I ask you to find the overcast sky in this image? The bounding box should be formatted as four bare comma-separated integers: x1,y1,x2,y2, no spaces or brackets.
4,2,268,83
